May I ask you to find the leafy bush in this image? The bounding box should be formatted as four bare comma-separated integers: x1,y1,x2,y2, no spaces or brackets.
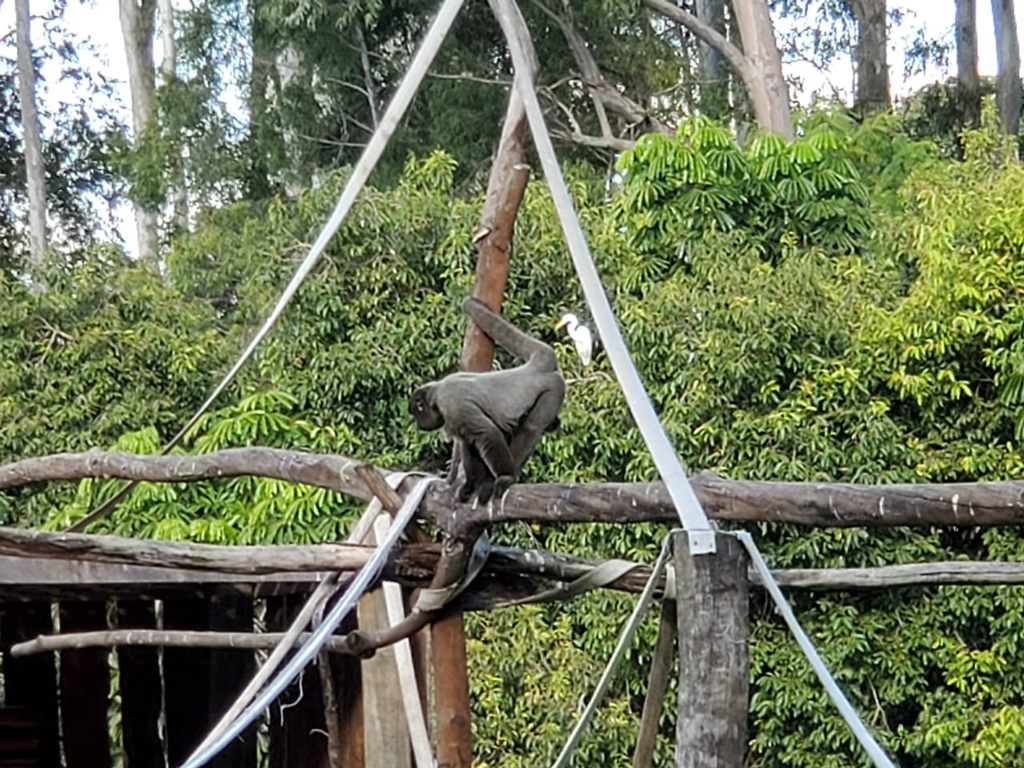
8,118,1024,767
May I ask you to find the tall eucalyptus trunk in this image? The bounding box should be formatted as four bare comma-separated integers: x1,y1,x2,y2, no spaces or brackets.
991,0,1022,135
157,0,187,233
730,0,793,138
119,0,159,267
956,0,980,127
851,0,890,113
15,0,47,272
696,0,729,119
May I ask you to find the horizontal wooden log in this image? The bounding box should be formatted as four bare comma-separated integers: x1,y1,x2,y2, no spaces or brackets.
447,475,1024,529
0,526,436,578
3,526,1024,595
772,561,1024,589
11,629,353,657
5,448,1024,528
0,448,374,500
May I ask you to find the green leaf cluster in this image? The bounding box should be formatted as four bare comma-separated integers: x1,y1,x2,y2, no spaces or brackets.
9,114,1024,766
614,115,873,267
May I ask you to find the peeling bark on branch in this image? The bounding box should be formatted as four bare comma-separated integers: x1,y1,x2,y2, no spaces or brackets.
9,449,1024,528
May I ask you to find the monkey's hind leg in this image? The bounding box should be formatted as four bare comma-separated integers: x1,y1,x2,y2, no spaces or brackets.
472,425,517,504
457,442,491,503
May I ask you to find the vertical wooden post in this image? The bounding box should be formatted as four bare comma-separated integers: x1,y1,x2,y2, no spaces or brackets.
632,599,677,768
267,596,329,768
331,612,365,768
674,532,749,768
117,600,166,768
207,592,256,767
435,67,535,768
360,590,411,768
164,597,212,766
59,601,112,768
2,602,60,768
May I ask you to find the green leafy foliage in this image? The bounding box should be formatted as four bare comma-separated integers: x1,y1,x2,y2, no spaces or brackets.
9,113,1024,767
614,115,872,266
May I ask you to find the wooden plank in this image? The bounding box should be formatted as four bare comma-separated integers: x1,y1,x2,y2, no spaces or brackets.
206,593,256,768
331,612,365,768
675,532,749,768
359,589,410,768
1,603,60,768
117,601,165,768
267,596,328,768
59,601,111,768
632,600,677,768
164,598,212,766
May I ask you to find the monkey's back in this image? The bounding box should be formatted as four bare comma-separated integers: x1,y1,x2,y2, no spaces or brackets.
434,367,562,437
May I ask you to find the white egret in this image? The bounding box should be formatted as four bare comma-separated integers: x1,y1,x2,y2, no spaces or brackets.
555,313,593,368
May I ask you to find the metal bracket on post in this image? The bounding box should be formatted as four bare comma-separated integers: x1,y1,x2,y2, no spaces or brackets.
687,529,718,555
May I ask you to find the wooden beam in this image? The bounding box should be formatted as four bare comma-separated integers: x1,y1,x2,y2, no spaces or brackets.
674,532,748,768
0,528,413,574
10,449,1024,529
5,533,1024,599
58,602,111,768
117,601,166,768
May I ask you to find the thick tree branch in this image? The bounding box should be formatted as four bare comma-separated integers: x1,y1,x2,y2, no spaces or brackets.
643,0,753,85
551,129,635,151
534,0,667,134
11,629,355,657
9,449,1024,528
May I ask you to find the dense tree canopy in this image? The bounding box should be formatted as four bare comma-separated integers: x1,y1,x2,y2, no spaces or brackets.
1,0,1024,761
2,104,1024,764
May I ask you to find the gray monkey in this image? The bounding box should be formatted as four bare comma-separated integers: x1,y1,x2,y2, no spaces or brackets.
409,297,566,502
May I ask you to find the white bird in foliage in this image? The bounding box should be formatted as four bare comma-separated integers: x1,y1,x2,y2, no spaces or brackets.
555,313,593,368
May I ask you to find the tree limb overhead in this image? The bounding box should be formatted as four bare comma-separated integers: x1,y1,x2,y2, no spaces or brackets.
5,448,1024,528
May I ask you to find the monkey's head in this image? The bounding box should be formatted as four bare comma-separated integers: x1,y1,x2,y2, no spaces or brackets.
409,384,444,431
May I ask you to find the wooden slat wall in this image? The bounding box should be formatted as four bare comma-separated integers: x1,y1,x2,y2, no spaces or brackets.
164,597,214,766
1,603,60,768
0,589,378,768
267,595,329,768
59,602,111,768
0,708,39,768
206,593,256,768
117,600,165,768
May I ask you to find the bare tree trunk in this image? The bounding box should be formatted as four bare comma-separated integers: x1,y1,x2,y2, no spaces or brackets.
957,0,981,127
645,0,792,137
696,0,729,118
356,23,381,128
119,0,159,267
729,0,793,138
14,0,47,271
991,0,1022,135
247,10,274,200
851,0,889,113
274,44,306,196
157,0,187,233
